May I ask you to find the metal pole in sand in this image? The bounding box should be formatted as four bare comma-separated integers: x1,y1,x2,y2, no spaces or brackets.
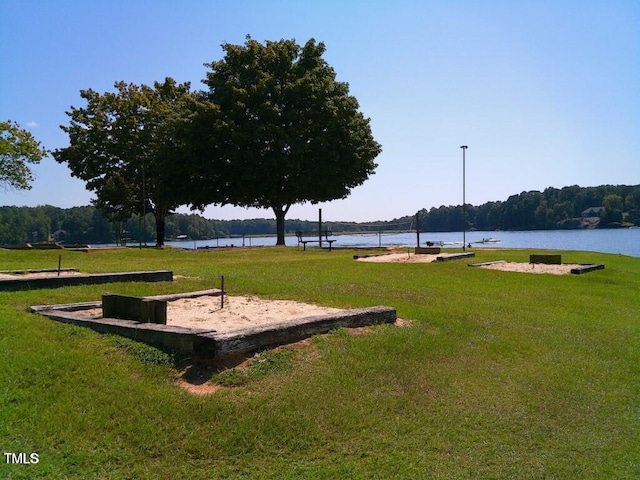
221,275,225,309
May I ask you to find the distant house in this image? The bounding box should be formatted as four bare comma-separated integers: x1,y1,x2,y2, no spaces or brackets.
52,229,69,242
581,206,605,217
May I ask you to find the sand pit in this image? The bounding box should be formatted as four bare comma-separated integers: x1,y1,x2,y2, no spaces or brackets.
34,293,396,360
356,253,439,263
356,255,602,275
77,295,345,333
355,251,475,263
0,269,173,291
475,262,585,275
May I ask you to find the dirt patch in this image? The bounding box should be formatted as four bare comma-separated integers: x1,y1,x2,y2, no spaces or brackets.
176,364,222,396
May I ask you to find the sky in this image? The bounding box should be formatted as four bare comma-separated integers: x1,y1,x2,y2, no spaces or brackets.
1,0,639,223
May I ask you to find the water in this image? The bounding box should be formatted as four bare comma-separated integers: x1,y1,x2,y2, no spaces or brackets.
166,228,640,257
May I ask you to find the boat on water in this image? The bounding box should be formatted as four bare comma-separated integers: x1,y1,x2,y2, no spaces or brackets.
475,238,501,244
425,240,463,247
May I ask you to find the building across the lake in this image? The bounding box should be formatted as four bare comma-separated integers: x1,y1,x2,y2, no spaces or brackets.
581,206,605,217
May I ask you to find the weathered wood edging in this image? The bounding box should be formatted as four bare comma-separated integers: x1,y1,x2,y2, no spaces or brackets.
200,306,396,358
0,268,79,274
570,264,605,274
353,253,393,259
0,270,173,291
29,297,396,360
530,254,562,264
468,260,508,267
436,252,476,261
415,247,441,254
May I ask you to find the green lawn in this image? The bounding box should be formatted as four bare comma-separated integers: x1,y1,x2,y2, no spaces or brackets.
1,247,638,479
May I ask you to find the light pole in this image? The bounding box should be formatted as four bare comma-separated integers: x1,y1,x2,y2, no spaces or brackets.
460,145,468,251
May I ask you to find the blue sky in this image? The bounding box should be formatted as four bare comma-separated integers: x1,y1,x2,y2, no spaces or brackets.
1,0,638,222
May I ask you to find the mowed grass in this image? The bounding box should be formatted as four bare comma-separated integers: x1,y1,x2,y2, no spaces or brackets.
0,247,638,479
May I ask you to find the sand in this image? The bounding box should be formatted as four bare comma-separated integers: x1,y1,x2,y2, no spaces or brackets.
356,252,582,275
356,253,440,263
474,262,583,275
165,295,343,331
0,271,84,280
77,295,344,332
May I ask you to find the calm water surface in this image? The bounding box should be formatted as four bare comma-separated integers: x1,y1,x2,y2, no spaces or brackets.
168,228,640,257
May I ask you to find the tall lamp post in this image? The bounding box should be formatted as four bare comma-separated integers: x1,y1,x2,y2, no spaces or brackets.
460,145,468,251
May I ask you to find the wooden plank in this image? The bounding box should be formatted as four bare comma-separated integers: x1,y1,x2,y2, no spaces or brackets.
415,247,441,254
468,260,507,267
147,289,221,301
29,301,102,313
203,306,397,358
436,252,475,262
530,254,562,264
0,270,173,291
570,264,605,274
0,268,79,274
353,253,392,259
102,293,167,324
35,310,205,355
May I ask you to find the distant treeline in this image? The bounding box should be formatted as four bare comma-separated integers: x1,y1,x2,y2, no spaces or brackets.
1,184,638,245
408,184,640,232
0,205,394,246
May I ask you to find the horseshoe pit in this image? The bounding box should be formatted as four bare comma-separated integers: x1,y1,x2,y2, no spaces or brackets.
30,289,396,360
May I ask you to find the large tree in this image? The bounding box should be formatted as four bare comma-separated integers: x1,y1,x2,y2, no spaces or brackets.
0,120,48,191
196,37,381,245
54,78,199,246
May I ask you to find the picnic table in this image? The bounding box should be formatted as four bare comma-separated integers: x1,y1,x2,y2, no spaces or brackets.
295,231,336,251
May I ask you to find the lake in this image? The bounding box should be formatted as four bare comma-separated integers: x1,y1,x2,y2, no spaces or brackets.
167,228,640,258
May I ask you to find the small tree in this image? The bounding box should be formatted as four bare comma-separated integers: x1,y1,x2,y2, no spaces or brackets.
195,37,381,245
0,120,48,191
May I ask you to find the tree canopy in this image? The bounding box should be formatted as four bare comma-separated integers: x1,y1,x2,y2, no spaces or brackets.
54,78,200,246
0,120,48,191
194,37,381,244
52,39,380,246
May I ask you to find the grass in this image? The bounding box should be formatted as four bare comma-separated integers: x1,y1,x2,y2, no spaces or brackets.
212,349,295,387
0,246,638,479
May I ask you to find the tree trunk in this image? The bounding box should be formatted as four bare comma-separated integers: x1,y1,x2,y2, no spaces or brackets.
273,204,290,246
155,211,166,247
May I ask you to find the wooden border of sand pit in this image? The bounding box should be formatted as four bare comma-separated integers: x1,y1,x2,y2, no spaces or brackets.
29,291,396,360
468,261,605,275
0,269,173,291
